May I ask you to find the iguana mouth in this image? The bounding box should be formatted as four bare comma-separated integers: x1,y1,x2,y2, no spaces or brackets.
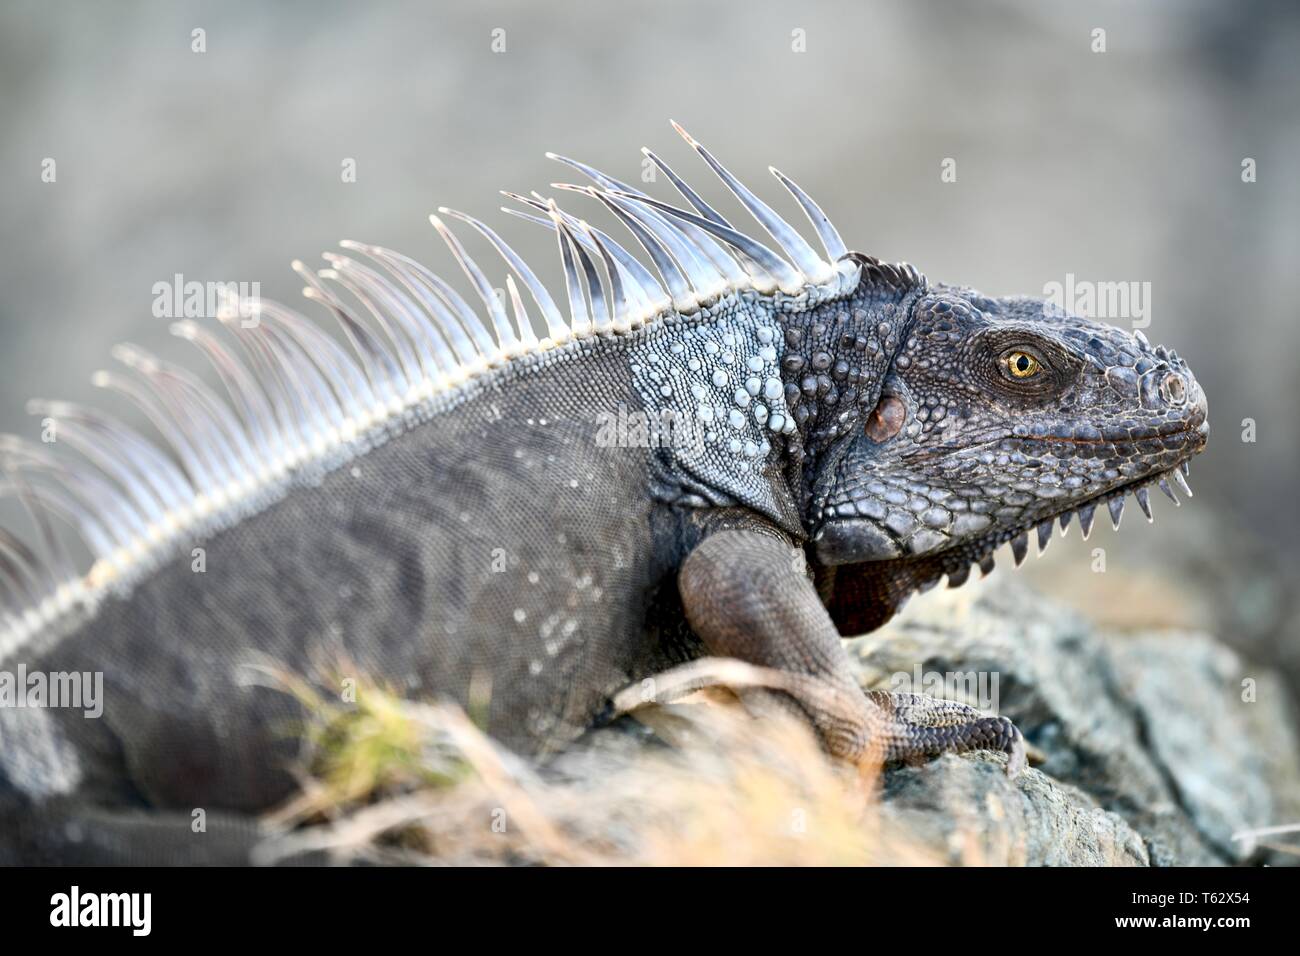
898,417,1207,467
1039,415,1208,532
1015,422,1203,449
1043,461,1194,539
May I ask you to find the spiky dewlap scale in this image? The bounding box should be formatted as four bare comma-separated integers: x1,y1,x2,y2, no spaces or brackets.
0,123,860,664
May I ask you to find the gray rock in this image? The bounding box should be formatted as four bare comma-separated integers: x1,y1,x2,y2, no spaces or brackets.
880,754,1149,866
849,578,1300,866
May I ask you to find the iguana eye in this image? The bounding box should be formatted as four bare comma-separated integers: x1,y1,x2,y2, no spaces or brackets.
1005,351,1041,378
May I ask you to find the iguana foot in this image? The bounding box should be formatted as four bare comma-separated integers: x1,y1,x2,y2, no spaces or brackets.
867,691,1026,777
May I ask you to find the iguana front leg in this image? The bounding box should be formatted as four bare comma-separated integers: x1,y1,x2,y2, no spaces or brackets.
678,529,1025,774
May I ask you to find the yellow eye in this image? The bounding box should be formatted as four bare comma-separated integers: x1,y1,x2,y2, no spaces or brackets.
1006,351,1041,378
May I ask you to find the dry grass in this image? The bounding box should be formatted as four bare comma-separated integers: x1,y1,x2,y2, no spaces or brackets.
251,664,940,866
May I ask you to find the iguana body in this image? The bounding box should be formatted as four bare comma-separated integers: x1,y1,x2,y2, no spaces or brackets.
0,125,1208,863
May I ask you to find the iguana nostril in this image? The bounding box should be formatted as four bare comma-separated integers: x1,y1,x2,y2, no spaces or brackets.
1160,372,1187,405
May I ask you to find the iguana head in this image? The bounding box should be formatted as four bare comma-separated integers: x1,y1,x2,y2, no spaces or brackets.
811,281,1208,607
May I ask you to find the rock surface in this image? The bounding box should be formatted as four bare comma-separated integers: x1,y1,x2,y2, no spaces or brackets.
850,578,1300,866
879,754,1150,866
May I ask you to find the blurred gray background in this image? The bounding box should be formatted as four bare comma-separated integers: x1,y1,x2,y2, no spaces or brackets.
0,1,1297,683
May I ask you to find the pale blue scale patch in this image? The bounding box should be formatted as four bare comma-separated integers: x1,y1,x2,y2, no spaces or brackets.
627,297,795,516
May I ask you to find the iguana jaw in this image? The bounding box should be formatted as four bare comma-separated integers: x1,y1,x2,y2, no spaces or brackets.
952,450,1205,581
816,452,1198,565
819,443,1206,638
814,400,1207,653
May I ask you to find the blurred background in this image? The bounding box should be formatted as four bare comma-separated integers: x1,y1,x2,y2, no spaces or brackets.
0,1,1296,692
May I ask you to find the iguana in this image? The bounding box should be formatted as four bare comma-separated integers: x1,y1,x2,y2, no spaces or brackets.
0,123,1207,863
